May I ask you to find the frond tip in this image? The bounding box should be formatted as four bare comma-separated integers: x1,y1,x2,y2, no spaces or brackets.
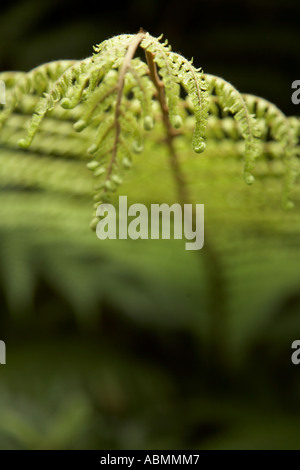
205,74,262,185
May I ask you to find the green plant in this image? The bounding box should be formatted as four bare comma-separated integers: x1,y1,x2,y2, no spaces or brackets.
1,30,300,450
0,30,299,367
0,30,299,226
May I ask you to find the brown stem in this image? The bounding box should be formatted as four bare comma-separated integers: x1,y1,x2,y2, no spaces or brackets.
146,48,229,375
106,32,145,182
145,50,189,205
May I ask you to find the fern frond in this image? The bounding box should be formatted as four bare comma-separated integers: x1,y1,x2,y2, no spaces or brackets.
126,58,155,129
17,59,94,148
167,52,209,153
0,61,76,131
140,33,182,129
1,31,298,232
243,94,300,207
205,74,262,184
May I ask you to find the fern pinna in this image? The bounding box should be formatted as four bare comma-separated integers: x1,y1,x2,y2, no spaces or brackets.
0,30,299,228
